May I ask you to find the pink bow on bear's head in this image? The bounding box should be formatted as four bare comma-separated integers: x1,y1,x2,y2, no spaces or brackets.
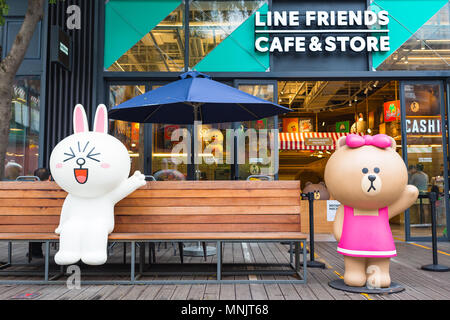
346,134,392,149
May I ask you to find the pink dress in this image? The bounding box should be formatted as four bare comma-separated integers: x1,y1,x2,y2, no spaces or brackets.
337,206,396,258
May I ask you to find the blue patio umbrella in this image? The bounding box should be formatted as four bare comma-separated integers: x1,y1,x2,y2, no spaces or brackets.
108,71,292,124
108,71,291,257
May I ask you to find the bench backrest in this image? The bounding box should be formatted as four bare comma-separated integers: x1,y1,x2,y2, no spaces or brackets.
0,181,301,234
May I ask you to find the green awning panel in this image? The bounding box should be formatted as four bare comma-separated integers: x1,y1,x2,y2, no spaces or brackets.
104,0,181,69
371,0,448,69
194,3,269,72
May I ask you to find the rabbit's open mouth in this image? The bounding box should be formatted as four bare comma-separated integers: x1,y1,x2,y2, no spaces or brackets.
74,168,88,184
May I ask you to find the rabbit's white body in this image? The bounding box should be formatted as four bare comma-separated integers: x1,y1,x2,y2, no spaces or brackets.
50,104,146,265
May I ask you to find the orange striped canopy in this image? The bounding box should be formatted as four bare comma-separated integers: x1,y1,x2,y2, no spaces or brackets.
278,132,364,150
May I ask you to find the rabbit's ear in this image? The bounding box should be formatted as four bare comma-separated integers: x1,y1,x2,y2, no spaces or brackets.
93,104,108,134
73,104,89,134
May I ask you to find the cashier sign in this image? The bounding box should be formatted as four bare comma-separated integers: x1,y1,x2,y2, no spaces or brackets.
255,10,390,53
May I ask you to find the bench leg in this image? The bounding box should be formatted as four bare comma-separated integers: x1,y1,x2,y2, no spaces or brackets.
130,241,135,283
139,242,145,275
202,242,207,261
44,241,50,282
303,240,307,283
216,241,221,281
149,243,156,264
289,242,293,265
123,242,127,265
294,242,300,272
28,243,32,263
8,242,12,265
178,243,184,264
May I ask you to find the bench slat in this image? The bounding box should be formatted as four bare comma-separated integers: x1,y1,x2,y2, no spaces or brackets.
0,206,300,216
0,189,299,199
114,215,300,224
0,223,301,233
0,180,300,190
0,232,307,240
0,215,299,224
0,197,300,207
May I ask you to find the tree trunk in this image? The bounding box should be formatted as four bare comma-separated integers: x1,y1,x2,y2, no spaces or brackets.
0,0,44,179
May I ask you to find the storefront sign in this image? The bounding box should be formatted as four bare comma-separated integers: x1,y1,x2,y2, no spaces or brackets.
384,100,400,122
50,25,71,70
304,137,333,146
255,10,390,53
405,117,441,135
327,200,340,221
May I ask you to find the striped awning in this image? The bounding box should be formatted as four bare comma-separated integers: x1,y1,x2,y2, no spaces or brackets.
279,132,363,150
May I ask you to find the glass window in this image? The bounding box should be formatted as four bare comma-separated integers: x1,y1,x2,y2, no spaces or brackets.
106,1,185,72
189,0,267,68
109,85,146,174
376,2,450,70
404,82,447,237
150,83,188,180
4,77,40,180
195,122,232,180
237,83,276,180
152,123,188,180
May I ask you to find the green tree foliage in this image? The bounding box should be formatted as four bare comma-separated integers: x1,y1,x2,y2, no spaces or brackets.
0,1,9,26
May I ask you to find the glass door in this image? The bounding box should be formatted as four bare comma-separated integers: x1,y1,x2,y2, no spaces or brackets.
234,80,278,180
149,83,189,181
401,80,449,241
108,83,147,174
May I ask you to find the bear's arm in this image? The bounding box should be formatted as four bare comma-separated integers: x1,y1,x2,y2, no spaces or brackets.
333,205,344,242
388,185,419,220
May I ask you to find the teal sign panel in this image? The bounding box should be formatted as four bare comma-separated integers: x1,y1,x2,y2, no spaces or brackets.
371,0,448,69
194,3,269,72
104,0,181,69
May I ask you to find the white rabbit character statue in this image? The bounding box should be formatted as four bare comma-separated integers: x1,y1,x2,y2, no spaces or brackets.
49,104,146,265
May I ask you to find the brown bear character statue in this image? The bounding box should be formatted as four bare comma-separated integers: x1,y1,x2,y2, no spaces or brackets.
302,181,330,200
324,134,418,288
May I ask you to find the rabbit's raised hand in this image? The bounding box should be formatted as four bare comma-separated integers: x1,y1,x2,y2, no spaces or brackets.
130,170,146,187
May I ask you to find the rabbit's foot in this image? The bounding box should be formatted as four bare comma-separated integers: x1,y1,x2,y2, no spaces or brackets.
55,250,81,265
81,251,107,265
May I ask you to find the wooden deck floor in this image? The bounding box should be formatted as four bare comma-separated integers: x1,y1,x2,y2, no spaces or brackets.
0,239,448,300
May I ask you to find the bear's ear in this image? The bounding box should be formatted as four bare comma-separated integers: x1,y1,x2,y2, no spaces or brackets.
388,136,397,151
319,181,326,186
305,181,312,186
335,136,347,150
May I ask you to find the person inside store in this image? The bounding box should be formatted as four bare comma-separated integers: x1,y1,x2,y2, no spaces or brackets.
29,168,51,259
410,163,429,192
3,161,22,181
34,167,51,182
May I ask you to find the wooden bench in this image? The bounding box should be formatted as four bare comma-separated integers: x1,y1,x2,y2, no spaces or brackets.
0,180,307,284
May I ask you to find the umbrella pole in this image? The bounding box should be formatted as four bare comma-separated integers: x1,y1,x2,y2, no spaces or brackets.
193,103,201,181
184,103,217,258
